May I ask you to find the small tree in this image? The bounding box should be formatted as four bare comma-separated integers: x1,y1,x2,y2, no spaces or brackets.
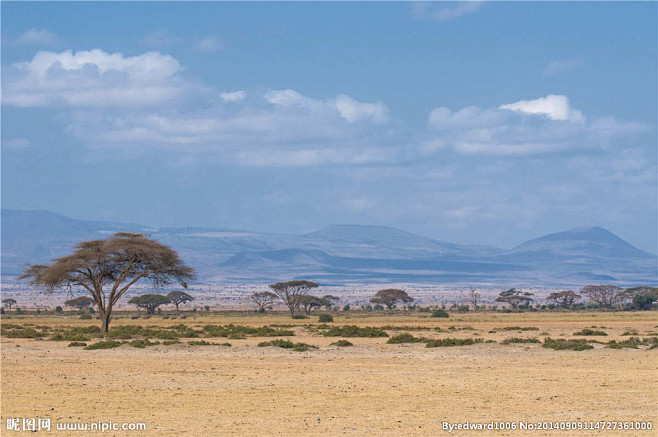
469,289,480,311
580,285,624,310
495,288,534,310
128,294,171,315
546,290,581,308
269,280,319,318
18,232,194,333
245,291,278,312
167,291,195,311
65,296,96,311
370,289,414,312
298,295,330,315
2,298,17,311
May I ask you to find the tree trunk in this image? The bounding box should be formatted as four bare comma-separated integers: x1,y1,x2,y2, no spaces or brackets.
174,302,180,311
289,306,295,318
100,311,112,334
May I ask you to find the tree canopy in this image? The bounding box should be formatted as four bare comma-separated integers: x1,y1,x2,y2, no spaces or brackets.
546,290,581,307
494,288,534,309
269,280,319,317
19,232,195,332
2,298,17,310
245,291,278,312
579,285,624,310
128,294,171,314
64,296,96,310
167,290,195,310
370,289,414,311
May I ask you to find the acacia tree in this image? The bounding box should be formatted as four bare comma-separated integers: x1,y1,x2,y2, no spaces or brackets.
494,288,534,310
370,289,414,311
469,289,481,311
64,296,96,311
298,295,330,315
128,294,171,314
269,280,319,318
246,291,278,312
167,290,195,311
546,290,581,308
2,298,17,311
19,232,195,333
579,285,624,310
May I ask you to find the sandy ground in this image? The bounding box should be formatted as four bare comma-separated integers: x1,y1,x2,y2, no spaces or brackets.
2,312,657,436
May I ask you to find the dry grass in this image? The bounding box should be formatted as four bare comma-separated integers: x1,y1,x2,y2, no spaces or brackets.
2,311,657,436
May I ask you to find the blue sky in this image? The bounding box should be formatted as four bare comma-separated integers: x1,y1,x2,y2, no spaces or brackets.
2,2,657,252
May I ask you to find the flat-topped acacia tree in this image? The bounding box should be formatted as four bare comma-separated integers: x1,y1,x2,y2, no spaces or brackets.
19,232,195,333
269,280,318,318
370,288,414,312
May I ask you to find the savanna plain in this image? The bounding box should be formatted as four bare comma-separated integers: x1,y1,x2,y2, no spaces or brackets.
2,311,657,436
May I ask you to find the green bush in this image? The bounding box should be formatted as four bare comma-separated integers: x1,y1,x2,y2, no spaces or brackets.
573,329,607,336
323,325,388,338
163,340,181,345
330,340,353,347
55,306,63,314
84,340,122,350
68,341,87,347
606,337,657,349
258,339,317,351
79,314,93,320
501,337,541,344
292,314,307,319
495,326,539,332
129,339,160,348
542,337,592,351
425,338,482,348
387,333,426,344
188,340,213,346
318,314,334,323
3,327,44,338
430,309,449,318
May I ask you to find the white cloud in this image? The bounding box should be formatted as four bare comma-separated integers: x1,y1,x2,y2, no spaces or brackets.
13,29,58,46
335,94,388,124
196,37,224,53
427,95,644,156
543,59,583,77
412,1,483,22
220,90,246,102
3,49,189,107
499,94,584,122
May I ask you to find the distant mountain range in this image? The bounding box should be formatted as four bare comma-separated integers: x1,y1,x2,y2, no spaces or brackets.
2,209,656,286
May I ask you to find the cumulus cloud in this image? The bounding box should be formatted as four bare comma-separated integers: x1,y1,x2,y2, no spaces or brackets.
335,94,388,123
499,94,584,122
3,49,190,108
411,1,483,22
220,90,246,102
427,95,644,156
12,29,58,46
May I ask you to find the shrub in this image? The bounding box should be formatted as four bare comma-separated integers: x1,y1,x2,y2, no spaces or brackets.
573,329,607,336
84,340,122,350
606,337,657,349
495,326,539,332
430,309,449,318
129,339,160,348
323,325,388,338
542,337,592,351
387,333,426,344
163,340,181,345
55,306,63,314
79,314,92,320
292,314,307,319
68,341,87,347
425,338,482,348
188,340,213,346
330,340,353,347
3,327,44,338
258,339,317,351
501,337,541,344
220,343,232,347
318,314,334,323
